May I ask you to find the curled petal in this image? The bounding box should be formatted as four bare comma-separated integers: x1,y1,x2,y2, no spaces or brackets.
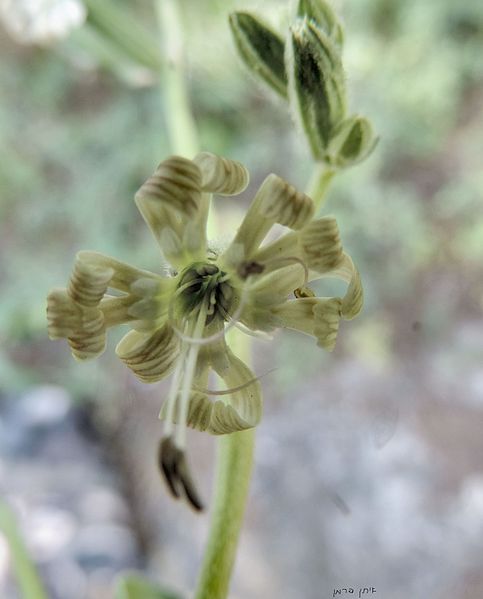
194,152,249,196
298,217,343,272
68,308,106,360
207,343,262,434
313,298,342,351
68,254,113,308
116,325,180,383
47,289,82,339
341,257,363,319
258,174,314,229
135,155,202,219
47,289,106,360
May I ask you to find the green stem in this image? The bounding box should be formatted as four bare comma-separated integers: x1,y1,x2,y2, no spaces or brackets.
154,6,252,597
306,163,336,212
155,0,199,158
84,0,162,70
0,502,49,599
194,428,255,599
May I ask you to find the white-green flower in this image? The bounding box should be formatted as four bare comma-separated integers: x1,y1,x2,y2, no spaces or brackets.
47,152,362,509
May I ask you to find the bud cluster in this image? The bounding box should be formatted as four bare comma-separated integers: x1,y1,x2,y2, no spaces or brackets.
229,0,377,167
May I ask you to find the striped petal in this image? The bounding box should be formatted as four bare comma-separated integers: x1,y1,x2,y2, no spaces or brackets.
194,152,249,196
116,324,180,383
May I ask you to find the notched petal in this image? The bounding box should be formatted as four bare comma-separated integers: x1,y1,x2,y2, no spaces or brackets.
194,152,249,196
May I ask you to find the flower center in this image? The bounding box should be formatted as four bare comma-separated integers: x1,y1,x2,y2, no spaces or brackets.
177,262,233,324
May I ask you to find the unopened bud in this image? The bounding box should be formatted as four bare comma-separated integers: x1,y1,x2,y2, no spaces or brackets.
329,116,378,167
287,19,346,160
297,0,344,47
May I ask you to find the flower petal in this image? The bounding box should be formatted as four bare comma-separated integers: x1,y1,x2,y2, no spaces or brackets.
222,174,314,267
116,325,180,383
206,342,262,434
77,251,160,293
68,253,113,307
194,152,249,196
313,297,342,351
135,155,202,219
298,217,344,272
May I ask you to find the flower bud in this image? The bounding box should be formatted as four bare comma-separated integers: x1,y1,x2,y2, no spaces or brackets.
229,12,288,98
297,0,344,47
329,116,378,167
287,19,346,159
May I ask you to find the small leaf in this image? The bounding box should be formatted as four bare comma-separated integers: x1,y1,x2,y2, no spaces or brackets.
229,12,288,98
115,573,183,599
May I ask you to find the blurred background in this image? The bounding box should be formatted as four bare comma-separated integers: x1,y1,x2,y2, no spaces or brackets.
1,0,483,598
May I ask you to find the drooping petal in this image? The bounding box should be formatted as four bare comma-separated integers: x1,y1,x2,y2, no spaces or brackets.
340,256,363,319
313,297,342,350
194,152,249,196
160,340,263,435
207,342,262,434
270,296,342,351
116,324,180,383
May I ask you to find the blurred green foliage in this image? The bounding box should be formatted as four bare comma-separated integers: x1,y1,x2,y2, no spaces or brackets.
1,0,482,394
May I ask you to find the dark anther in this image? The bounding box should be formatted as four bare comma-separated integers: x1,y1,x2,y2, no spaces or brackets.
294,286,315,298
158,437,204,512
238,260,265,279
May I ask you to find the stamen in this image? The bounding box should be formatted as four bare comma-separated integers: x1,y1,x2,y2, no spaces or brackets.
160,320,190,436
193,368,276,396
175,300,208,449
